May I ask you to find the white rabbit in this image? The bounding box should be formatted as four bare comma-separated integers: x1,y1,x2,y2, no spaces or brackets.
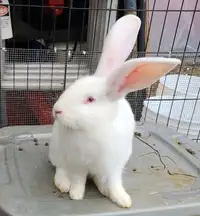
49,14,181,208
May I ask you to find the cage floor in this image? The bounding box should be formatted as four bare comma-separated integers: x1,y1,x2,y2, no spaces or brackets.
1,123,200,216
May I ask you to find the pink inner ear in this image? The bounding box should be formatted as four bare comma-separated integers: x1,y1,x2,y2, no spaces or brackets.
118,64,147,92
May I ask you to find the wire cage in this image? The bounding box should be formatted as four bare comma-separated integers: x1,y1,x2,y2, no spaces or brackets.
0,0,200,143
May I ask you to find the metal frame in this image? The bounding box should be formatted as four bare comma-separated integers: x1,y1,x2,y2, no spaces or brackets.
0,18,8,127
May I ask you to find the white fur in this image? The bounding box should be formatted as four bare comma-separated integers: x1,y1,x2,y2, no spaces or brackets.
49,76,134,207
49,14,181,208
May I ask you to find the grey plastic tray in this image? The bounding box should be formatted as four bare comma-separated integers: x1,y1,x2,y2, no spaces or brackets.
1,122,200,216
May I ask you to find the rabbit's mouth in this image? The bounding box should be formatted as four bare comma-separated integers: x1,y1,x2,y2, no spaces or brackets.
65,120,79,130
56,114,80,130
52,107,79,129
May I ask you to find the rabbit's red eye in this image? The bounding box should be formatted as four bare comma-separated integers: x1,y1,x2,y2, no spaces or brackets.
85,96,95,104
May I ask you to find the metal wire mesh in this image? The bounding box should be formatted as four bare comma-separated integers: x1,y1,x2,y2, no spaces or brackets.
0,0,200,143
141,54,200,143
1,48,97,126
3,48,93,90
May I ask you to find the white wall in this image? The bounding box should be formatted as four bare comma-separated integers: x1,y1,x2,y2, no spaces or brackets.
148,0,200,54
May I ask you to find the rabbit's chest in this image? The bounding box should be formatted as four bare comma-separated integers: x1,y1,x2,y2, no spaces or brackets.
61,130,105,164
61,125,132,170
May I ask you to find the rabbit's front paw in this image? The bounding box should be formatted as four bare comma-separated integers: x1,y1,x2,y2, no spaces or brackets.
69,182,85,200
109,185,132,208
54,168,70,193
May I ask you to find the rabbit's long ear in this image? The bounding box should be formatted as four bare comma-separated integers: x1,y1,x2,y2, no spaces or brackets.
94,14,141,76
106,57,181,100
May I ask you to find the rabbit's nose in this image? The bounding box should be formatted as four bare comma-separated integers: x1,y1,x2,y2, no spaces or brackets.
55,110,62,115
